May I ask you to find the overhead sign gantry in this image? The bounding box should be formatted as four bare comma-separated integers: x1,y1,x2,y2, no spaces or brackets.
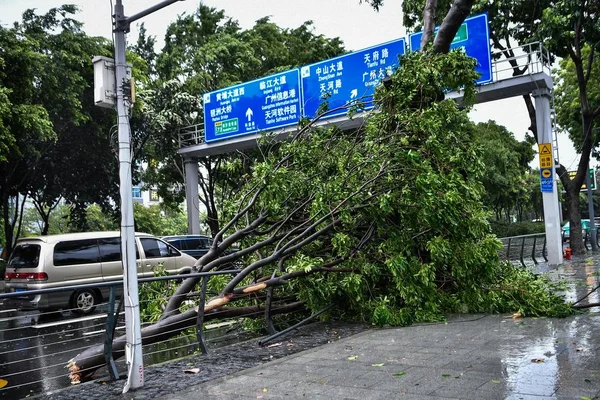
409,13,492,85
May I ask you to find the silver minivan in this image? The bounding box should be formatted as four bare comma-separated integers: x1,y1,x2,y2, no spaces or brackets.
4,231,197,314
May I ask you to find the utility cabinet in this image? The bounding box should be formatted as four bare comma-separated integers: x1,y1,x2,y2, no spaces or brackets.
92,56,132,108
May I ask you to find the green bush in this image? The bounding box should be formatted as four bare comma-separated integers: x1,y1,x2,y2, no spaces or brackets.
489,221,545,237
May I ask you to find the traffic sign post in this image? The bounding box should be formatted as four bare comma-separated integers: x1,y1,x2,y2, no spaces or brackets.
203,69,301,143
300,38,406,120
533,89,562,264
540,168,553,192
538,143,554,193
409,13,492,85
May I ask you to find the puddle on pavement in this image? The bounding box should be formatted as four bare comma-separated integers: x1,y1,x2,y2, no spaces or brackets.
501,335,561,397
495,253,600,398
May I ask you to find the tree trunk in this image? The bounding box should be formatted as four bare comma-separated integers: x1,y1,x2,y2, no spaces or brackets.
565,188,584,255
433,0,476,54
1,193,12,258
67,301,304,383
420,0,438,49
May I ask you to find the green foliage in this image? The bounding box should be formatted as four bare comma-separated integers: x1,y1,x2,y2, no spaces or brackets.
489,221,546,237
473,121,536,221
553,46,600,155
537,1,600,61
138,265,181,323
133,203,187,236
85,204,118,232
458,261,573,317
20,203,74,236
225,49,572,327
0,6,119,253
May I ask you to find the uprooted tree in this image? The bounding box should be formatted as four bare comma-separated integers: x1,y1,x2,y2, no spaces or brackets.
68,0,572,383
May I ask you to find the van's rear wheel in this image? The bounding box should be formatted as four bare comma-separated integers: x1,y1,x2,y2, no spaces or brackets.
71,290,97,315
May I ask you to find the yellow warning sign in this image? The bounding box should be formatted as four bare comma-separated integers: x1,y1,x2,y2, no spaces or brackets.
539,143,553,169
541,169,552,178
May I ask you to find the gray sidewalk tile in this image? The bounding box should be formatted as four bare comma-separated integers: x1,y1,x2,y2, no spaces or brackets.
325,384,437,400
164,257,600,400
265,380,334,397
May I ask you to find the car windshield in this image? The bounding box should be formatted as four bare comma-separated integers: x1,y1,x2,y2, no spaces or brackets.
8,244,41,269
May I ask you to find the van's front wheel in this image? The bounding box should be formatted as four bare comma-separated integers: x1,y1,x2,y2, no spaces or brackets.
71,290,97,315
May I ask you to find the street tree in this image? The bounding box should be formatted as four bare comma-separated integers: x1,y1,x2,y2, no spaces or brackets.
0,10,56,254
396,0,599,254
398,0,551,139
0,6,119,249
474,121,535,221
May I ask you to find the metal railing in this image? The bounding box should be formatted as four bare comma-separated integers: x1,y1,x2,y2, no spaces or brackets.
179,123,205,147
0,269,308,398
490,41,552,83
498,233,548,267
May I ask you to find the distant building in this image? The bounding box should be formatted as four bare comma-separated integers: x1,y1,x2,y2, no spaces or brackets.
132,186,161,206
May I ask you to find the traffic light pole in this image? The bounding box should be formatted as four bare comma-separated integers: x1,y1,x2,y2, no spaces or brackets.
112,0,182,393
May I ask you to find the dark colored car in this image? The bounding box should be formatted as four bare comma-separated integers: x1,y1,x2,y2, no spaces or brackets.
161,235,212,259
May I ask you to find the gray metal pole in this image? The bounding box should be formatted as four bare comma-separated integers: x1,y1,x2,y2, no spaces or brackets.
532,88,563,264
586,163,597,250
184,157,201,234
113,0,143,392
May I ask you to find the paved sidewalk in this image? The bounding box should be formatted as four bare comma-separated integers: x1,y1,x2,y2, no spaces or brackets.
167,255,600,400
169,313,600,399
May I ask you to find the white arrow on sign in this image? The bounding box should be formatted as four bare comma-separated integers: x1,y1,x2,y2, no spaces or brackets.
245,108,254,121
350,89,358,99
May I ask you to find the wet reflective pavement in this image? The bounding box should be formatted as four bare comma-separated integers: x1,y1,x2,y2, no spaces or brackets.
169,255,600,400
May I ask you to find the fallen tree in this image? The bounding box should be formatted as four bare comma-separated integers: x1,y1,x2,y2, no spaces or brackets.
68,0,573,383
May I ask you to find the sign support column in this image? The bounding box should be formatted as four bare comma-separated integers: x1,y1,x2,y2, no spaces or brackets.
184,156,200,234
533,88,563,264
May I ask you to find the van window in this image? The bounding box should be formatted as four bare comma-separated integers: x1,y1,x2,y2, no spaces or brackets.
8,244,41,268
54,239,100,266
140,238,173,259
98,237,140,262
99,238,121,262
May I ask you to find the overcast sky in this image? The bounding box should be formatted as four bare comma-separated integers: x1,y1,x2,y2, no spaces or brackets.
1,0,581,170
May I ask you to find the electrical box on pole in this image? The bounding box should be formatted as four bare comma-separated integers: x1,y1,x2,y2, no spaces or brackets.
92,56,132,109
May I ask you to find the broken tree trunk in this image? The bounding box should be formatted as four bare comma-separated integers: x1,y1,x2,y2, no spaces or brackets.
67,301,303,384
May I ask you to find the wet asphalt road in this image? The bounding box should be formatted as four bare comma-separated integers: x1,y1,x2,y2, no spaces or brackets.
0,308,121,399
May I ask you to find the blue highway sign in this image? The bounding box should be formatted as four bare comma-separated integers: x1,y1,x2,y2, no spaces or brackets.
540,168,553,193
409,13,492,85
300,38,406,120
203,69,301,143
